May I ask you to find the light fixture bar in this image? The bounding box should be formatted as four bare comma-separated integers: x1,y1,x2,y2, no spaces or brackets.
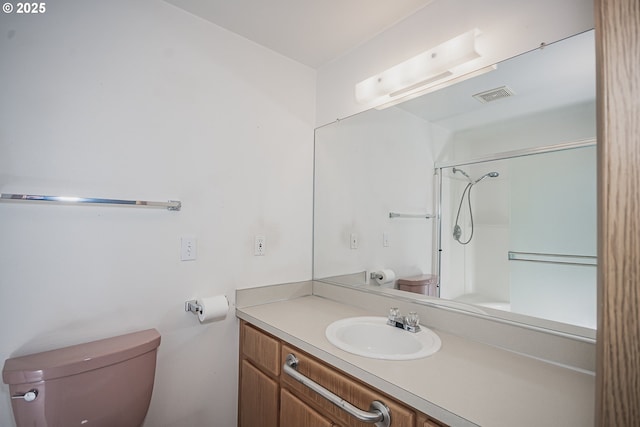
355,29,481,105
389,71,452,98
375,65,497,110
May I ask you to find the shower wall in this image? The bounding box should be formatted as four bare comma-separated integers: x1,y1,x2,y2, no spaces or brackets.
509,146,596,328
439,102,597,328
440,160,511,303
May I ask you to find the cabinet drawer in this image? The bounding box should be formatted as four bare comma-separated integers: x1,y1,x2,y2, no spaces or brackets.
241,321,280,377
281,344,414,427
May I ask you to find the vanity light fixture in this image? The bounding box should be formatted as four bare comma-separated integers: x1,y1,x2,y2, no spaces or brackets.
375,65,497,110
355,29,484,106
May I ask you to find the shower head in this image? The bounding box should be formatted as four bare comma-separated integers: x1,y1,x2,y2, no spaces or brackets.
472,171,499,184
452,167,471,181
453,170,499,245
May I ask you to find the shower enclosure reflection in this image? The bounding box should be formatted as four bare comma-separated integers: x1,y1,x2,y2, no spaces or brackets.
438,144,597,329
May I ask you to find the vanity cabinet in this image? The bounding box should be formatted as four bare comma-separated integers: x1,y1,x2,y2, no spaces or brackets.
238,320,448,427
238,321,280,427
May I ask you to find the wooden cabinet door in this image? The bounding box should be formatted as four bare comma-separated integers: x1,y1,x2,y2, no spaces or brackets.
281,388,334,427
417,412,446,427
239,360,279,427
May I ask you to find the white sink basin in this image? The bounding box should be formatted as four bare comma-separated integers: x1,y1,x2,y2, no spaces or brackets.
325,316,441,360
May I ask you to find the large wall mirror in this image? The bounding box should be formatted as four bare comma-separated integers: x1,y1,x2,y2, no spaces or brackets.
313,30,596,339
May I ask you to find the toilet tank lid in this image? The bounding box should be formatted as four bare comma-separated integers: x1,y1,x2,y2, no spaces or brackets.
2,328,161,385
396,274,438,286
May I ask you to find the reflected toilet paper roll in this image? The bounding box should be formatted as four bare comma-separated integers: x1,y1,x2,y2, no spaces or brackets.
374,269,396,285
197,295,229,323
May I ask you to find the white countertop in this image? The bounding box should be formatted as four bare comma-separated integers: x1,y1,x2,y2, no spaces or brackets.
236,294,595,427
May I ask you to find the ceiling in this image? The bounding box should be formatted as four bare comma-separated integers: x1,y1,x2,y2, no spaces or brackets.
163,0,434,68
161,0,594,129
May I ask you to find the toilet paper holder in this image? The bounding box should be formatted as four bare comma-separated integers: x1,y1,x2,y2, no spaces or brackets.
184,300,203,315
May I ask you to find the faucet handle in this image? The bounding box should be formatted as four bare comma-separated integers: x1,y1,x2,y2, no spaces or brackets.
406,312,420,328
387,307,402,327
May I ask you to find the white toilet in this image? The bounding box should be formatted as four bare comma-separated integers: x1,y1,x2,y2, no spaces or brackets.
2,328,161,427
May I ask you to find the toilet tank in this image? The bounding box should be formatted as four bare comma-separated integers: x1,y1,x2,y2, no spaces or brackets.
2,329,161,427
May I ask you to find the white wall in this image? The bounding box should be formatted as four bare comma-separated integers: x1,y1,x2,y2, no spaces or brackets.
315,0,594,126
313,107,435,283
0,1,315,426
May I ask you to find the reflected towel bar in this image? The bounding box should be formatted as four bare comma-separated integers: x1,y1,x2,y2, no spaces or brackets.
0,193,181,211
508,251,596,266
389,212,434,219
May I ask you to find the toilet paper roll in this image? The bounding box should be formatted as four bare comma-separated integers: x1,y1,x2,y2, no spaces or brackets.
197,295,229,323
374,269,396,285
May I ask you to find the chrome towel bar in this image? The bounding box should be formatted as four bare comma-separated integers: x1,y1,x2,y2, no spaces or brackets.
283,354,391,427
0,193,181,211
389,212,434,219
508,251,596,266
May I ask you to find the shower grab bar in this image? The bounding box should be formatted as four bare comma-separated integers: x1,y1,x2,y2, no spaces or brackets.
389,212,434,219
508,251,596,266
284,354,391,427
0,193,181,211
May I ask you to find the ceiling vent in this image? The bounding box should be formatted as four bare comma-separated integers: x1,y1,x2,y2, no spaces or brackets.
472,85,516,103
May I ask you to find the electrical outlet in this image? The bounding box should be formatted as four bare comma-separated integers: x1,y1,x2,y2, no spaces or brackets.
180,236,197,261
350,233,359,249
254,235,266,256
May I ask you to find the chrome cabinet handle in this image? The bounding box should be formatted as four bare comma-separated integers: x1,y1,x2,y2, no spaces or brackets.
12,389,38,402
284,354,391,427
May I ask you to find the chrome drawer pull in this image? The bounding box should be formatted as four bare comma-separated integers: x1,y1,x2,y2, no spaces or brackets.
12,389,38,402
284,354,391,427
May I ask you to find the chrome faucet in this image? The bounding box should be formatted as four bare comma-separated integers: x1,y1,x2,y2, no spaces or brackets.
387,308,421,333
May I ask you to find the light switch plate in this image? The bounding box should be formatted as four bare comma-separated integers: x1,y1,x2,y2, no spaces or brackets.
180,236,197,261
350,233,359,249
254,235,266,256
